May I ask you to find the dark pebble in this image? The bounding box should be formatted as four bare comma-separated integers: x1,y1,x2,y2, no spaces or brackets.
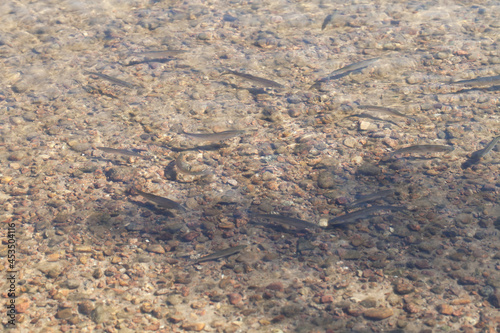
317,171,336,189
78,300,95,316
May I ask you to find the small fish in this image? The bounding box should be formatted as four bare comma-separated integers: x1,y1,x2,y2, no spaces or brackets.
462,136,500,168
390,145,454,157
328,57,380,77
175,153,209,176
321,14,333,30
183,130,245,142
135,189,186,211
357,105,416,121
84,71,140,89
249,213,322,231
328,206,406,226
194,245,247,263
97,147,145,158
129,50,187,58
450,75,500,87
344,113,401,127
310,58,379,89
222,70,284,88
349,189,396,207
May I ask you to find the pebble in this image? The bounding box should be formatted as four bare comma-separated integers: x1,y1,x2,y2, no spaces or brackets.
146,244,165,254
181,323,205,331
437,304,453,315
55,309,73,320
78,300,95,316
266,282,285,292
63,279,80,290
363,307,394,320
343,138,357,148
488,292,500,308
359,121,371,130
394,281,415,295
7,151,25,161
317,171,336,189
74,246,92,253
228,293,242,305
320,295,334,304
91,305,108,324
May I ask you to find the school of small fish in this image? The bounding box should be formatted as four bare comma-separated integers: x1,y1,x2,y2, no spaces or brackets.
86,15,499,263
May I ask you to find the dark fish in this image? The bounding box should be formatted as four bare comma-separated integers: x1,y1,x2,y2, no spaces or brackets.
129,50,187,58
349,189,396,207
175,153,209,176
84,71,140,89
450,75,500,87
321,14,333,30
462,136,500,168
310,57,379,89
328,206,406,226
357,105,415,121
344,113,401,127
390,145,454,157
97,147,144,158
136,189,186,211
194,245,247,263
183,130,245,142
222,70,284,88
249,213,322,230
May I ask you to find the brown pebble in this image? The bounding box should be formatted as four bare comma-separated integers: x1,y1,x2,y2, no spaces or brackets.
74,246,92,253
55,309,73,320
394,281,415,295
266,282,284,292
363,307,394,320
437,304,453,315
140,303,153,313
78,300,95,316
8,152,25,161
16,298,30,313
320,295,334,304
458,276,479,285
169,314,184,323
182,231,199,242
228,293,242,305
181,323,205,331
146,244,165,254
450,299,471,305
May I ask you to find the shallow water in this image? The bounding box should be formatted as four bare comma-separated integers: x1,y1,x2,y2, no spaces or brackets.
0,0,499,332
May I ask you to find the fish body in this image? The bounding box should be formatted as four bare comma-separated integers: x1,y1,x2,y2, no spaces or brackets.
194,245,247,263
183,130,245,142
321,14,333,30
345,113,401,127
85,71,140,89
310,58,379,89
130,50,187,58
470,136,500,160
97,147,144,158
328,206,406,226
249,213,322,230
390,145,454,157
349,189,396,207
327,57,380,78
450,75,500,87
136,189,186,211
223,70,284,88
463,136,500,168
